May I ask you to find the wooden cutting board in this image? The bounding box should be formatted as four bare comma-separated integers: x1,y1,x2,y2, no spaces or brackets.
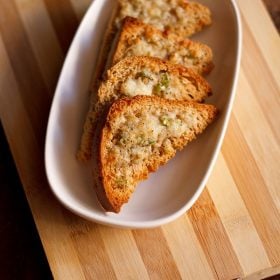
0,0,279,279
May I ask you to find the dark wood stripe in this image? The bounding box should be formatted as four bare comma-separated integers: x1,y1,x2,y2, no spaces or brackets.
132,228,181,279
188,189,243,280
222,114,280,265
241,13,280,142
262,0,280,32
0,0,51,147
65,215,117,279
43,0,79,54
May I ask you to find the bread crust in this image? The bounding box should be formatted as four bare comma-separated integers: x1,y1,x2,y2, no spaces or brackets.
98,95,218,212
113,17,214,75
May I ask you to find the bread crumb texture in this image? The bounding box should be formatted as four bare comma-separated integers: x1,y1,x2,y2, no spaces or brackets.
116,0,212,37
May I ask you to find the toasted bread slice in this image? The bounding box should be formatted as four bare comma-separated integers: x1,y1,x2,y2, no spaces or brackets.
97,95,218,212
116,0,211,37
112,17,213,75
77,56,212,162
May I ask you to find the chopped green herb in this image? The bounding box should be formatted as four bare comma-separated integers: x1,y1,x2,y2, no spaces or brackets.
115,178,127,187
160,115,172,127
153,73,170,94
135,71,153,80
160,73,169,88
137,135,155,146
154,83,162,94
148,139,155,145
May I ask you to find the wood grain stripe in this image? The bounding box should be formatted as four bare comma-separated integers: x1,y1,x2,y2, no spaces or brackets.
237,0,280,88
99,226,149,279
0,0,51,145
64,216,117,279
240,15,280,142
234,68,280,211
207,153,271,275
43,0,79,54
222,115,280,265
188,189,243,280
162,215,216,279
14,0,64,94
132,228,181,279
0,36,44,188
32,203,87,280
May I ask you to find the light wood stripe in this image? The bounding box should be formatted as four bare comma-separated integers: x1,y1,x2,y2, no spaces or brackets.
14,0,64,94
43,0,79,54
222,115,280,265
188,189,243,279
33,204,87,280
132,228,181,279
162,215,216,279
244,266,280,280
64,216,117,279
0,36,85,280
98,226,149,279
235,68,280,211
0,0,50,144
240,16,280,142
207,153,271,275
237,0,280,89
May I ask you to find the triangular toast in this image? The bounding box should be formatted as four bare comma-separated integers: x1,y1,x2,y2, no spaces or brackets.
97,95,218,212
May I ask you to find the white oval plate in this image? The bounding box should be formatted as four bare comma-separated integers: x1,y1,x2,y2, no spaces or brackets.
45,0,242,228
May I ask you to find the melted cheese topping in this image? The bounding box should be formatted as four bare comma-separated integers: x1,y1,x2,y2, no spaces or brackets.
128,40,168,58
121,77,154,96
117,0,188,31
116,69,198,101
107,105,201,182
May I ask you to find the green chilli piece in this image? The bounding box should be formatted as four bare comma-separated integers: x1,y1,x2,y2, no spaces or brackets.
159,115,172,127
154,72,170,94
135,71,153,80
115,177,127,187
